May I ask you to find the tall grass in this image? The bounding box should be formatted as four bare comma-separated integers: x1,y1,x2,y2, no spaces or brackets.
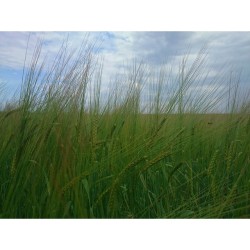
0,39,249,218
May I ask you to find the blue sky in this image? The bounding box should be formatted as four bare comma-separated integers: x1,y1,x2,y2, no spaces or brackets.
0,31,250,110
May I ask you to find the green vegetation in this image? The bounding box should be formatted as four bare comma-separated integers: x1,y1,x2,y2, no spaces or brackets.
0,40,249,218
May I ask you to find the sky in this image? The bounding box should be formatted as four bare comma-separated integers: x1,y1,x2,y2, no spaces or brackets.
0,31,250,111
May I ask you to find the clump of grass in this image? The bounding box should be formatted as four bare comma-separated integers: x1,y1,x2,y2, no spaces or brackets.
0,38,249,218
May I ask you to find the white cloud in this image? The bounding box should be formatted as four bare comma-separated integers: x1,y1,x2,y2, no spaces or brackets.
0,32,95,70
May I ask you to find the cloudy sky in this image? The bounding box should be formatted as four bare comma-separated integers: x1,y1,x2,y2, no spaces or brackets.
0,32,250,110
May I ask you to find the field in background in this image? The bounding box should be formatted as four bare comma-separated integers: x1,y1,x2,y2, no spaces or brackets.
0,39,249,218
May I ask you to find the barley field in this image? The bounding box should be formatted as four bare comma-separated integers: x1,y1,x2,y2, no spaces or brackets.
0,40,249,218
